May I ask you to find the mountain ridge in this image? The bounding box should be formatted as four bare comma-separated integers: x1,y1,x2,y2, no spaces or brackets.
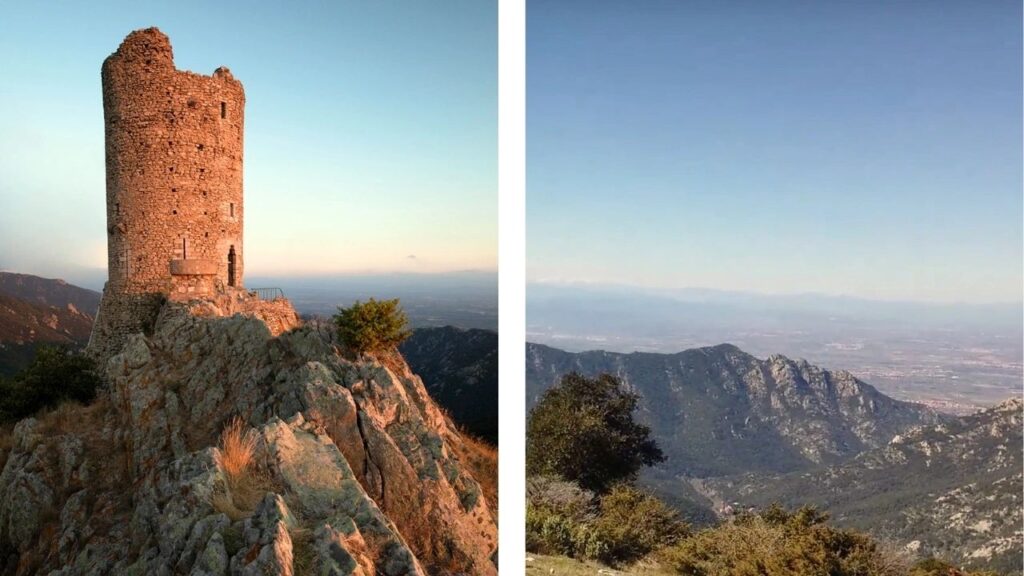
707,398,1023,572
527,341,943,478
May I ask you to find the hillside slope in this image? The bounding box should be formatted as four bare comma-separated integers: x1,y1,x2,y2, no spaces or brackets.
0,303,497,575
0,292,95,375
0,272,100,315
708,399,1023,573
400,326,498,443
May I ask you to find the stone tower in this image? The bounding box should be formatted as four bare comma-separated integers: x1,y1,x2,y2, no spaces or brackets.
88,28,247,359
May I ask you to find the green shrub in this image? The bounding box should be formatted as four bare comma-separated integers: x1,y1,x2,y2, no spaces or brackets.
526,504,606,559
526,477,685,567
909,558,1001,576
0,345,103,422
526,372,664,493
526,475,597,520
591,484,688,566
660,504,906,576
333,298,412,355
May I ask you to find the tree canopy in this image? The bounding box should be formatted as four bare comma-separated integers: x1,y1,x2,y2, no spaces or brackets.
526,372,664,492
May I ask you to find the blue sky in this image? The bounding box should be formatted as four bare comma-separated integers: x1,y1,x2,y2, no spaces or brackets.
528,0,1022,303
0,1,495,280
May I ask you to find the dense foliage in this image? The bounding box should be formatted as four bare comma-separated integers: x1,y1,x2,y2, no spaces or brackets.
0,345,102,422
660,504,908,576
526,372,663,492
908,558,1001,576
526,477,687,566
333,298,412,355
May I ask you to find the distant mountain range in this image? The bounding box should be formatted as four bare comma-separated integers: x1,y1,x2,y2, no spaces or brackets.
400,325,498,444
526,342,1021,571
527,342,943,477
0,272,99,375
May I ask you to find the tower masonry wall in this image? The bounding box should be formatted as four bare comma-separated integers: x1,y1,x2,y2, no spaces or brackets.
89,27,261,361
101,27,245,296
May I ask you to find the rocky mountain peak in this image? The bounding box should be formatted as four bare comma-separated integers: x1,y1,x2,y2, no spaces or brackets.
0,302,497,575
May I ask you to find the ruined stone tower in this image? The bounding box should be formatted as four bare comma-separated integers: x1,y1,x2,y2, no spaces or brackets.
88,28,249,359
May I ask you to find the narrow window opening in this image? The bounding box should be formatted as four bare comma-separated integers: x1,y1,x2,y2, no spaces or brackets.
230,203,234,217
227,246,236,287
220,102,227,119
115,203,120,215
182,238,187,259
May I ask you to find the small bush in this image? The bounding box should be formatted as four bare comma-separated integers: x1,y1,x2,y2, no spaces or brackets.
526,504,606,560
660,504,903,576
526,475,597,521
0,345,102,423
591,484,688,566
333,298,412,355
525,477,685,567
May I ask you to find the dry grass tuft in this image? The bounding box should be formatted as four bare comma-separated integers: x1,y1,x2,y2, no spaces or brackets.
215,416,259,480
211,416,271,519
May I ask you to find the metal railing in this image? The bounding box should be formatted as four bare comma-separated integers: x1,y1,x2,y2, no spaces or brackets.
250,287,285,301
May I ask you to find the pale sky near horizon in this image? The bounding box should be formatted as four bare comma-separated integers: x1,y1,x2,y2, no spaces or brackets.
528,0,1023,304
0,1,496,280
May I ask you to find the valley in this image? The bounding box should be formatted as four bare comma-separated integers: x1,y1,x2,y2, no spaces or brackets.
526,342,1023,573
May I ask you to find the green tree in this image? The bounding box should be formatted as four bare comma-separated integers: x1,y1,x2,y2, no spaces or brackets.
333,298,412,355
0,345,102,422
526,372,664,492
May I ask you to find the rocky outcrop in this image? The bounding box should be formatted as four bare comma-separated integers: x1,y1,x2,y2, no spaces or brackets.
0,303,496,575
709,399,1023,573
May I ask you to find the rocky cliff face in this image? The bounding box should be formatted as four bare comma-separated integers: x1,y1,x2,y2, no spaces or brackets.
709,399,1023,573
400,327,498,444
0,303,496,575
526,342,942,477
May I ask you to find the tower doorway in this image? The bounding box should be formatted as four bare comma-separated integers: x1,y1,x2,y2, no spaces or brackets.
227,246,236,287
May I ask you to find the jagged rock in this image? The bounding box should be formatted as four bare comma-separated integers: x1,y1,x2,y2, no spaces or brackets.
231,494,295,576
0,302,496,575
710,399,1023,573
